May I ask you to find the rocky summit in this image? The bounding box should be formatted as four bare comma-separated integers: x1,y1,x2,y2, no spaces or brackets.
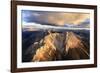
22,30,89,62
29,31,89,62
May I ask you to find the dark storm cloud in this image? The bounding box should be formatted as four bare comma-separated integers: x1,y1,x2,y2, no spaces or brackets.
22,10,90,28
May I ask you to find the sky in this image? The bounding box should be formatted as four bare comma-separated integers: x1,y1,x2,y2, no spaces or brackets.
21,10,90,31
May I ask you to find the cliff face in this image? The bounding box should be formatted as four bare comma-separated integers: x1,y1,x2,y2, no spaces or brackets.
65,32,89,60
32,32,64,61
31,31,89,62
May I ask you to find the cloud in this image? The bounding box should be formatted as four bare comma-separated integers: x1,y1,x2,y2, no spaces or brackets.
45,13,90,26
22,10,90,27
22,22,90,31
